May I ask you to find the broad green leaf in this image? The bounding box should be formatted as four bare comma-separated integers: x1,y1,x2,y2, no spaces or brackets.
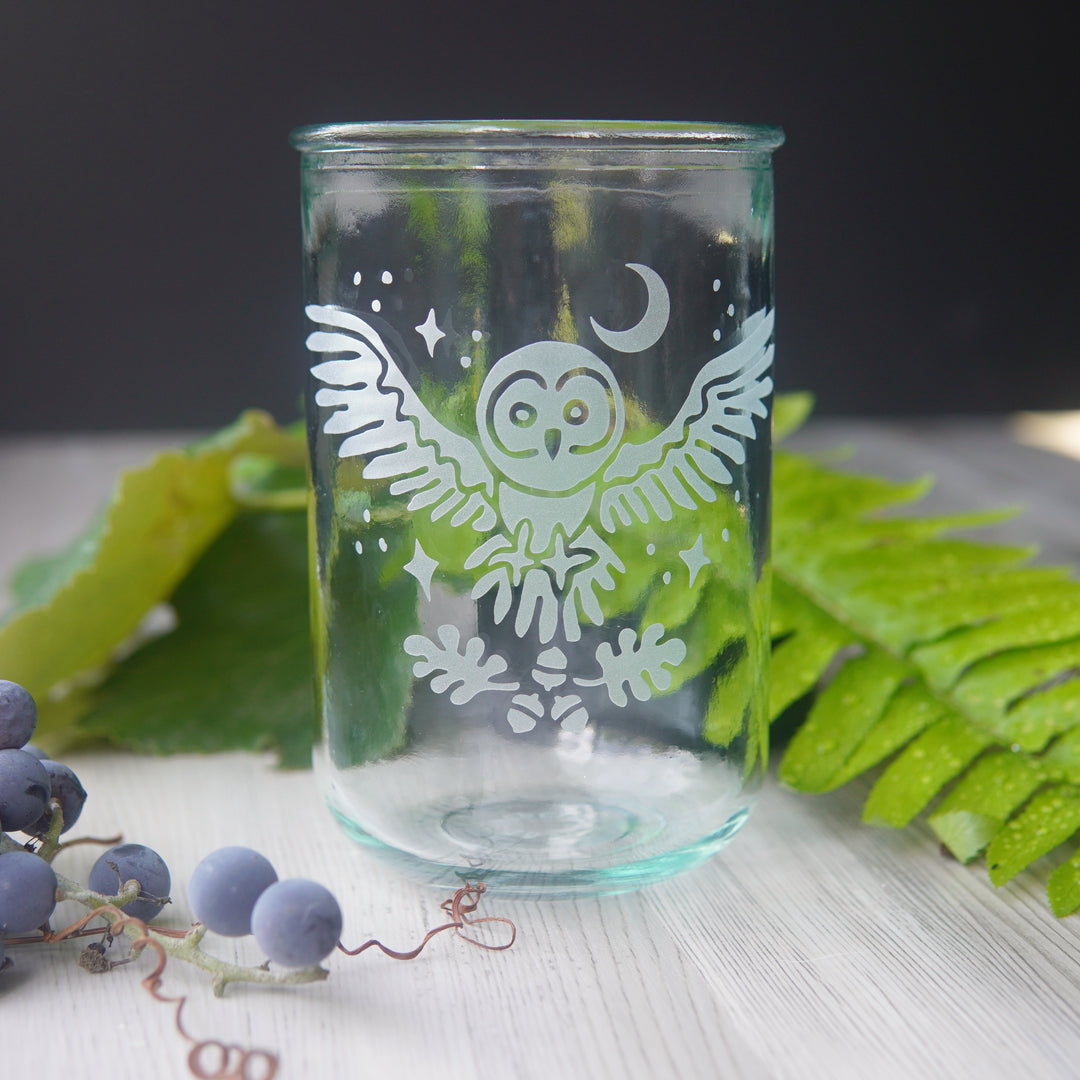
772,392,814,440
228,452,309,510
0,410,304,750
74,510,316,768
8,510,109,612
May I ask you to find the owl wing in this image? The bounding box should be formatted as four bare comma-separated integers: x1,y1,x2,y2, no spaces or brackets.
598,306,774,531
306,305,497,531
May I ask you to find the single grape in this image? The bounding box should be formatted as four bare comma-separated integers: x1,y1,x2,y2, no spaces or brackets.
88,843,171,922
0,748,51,832
20,743,49,761
0,849,58,935
0,681,37,750
26,761,88,837
251,878,342,967
189,846,278,937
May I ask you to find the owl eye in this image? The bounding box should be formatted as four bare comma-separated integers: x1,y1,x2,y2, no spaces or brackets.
564,400,589,426
511,403,537,428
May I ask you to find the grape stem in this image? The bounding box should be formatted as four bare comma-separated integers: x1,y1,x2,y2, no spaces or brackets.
35,798,65,859
3,828,329,996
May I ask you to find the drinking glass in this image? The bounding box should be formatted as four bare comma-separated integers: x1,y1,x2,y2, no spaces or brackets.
292,120,783,896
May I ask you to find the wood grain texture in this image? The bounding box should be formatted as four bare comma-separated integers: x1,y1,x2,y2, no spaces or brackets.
3,420,1080,1079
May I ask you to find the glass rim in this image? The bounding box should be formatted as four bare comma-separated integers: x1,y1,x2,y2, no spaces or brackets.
290,119,785,154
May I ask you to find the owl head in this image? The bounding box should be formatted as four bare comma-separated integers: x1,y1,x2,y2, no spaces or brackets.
476,341,625,493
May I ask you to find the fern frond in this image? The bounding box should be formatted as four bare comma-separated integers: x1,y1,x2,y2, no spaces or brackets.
772,431,1080,914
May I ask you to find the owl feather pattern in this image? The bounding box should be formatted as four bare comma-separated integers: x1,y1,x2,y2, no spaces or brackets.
307,303,772,539
307,277,772,730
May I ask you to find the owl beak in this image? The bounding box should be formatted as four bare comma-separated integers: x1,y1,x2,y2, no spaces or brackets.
545,428,561,460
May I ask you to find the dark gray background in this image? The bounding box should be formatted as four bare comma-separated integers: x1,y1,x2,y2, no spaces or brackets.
1,2,1075,433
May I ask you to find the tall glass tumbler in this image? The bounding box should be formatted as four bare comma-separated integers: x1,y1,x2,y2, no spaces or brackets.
293,121,783,896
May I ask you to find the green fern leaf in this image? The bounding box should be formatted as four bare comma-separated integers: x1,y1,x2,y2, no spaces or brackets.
773,413,1080,915
778,647,908,793
986,785,1080,886
828,683,947,788
1047,852,1080,916
927,749,1046,862
861,715,993,828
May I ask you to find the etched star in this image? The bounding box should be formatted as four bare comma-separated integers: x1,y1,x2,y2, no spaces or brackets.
414,308,445,357
541,534,592,589
403,539,439,599
679,534,711,587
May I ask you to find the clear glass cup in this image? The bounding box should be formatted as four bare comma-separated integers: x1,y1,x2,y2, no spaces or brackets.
292,120,783,896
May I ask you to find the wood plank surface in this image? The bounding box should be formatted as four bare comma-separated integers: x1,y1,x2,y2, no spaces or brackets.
3,420,1080,1080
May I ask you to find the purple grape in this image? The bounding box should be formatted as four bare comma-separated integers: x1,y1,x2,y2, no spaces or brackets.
0,681,37,750
0,748,51,832
251,878,342,967
26,761,87,837
189,846,278,937
0,850,58,935
20,743,49,761
88,843,171,923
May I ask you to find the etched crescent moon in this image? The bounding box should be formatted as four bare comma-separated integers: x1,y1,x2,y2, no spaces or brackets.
590,263,671,353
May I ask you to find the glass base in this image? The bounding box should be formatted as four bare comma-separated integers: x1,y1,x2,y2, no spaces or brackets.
326,794,752,898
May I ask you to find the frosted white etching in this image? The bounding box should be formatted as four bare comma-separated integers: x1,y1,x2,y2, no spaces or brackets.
403,625,518,703
309,263,773,733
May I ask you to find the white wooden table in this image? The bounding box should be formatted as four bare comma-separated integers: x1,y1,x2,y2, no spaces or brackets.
2,419,1079,1080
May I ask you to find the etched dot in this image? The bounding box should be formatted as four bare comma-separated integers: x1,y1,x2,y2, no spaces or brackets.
460,356,472,368
646,543,656,555
713,329,722,341
352,271,362,285
663,571,672,584
378,537,388,552
381,270,393,284
363,508,371,523
472,329,483,341
712,279,721,292
726,303,735,316
354,540,364,554
722,528,730,542
371,299,382,312
734,490,740,503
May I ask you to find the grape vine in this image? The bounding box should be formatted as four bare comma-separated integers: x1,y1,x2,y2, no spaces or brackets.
0,678,517,1076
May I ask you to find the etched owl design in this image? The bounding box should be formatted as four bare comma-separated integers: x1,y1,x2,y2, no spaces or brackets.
306,294,773,647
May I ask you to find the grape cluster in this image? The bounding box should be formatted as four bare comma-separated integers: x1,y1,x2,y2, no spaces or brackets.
2,678,343,975
190,846,343,967
89,843,172,922
0,679,87,838
2,678,75,962
1,675,509,1080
